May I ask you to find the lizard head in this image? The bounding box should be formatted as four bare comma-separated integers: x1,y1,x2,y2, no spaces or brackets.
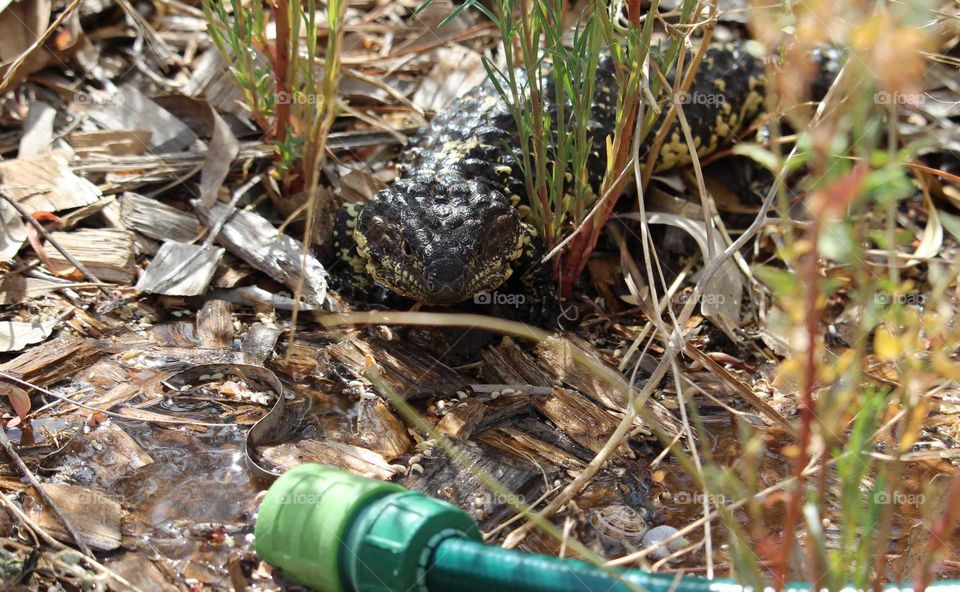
354,175,524,305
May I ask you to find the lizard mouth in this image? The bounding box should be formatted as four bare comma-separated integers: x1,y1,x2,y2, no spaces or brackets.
363,254,515,306
423,257,471,304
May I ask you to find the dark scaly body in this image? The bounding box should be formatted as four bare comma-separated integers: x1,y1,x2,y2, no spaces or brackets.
333,41,767,307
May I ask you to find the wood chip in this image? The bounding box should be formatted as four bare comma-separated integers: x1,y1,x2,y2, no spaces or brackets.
405,442,545,529
480,336,555,386
84,381,142,411
479,425,584,469
136,241,224,296
44,228,137,284
83,86,198,153
115,406,214,428
67,130,153,157
327,336,464,399
0,150,102,213
106,554,178,592
436,398,486,440
532,388,622,454
196,299,234,349
0,334,101,388
194,201,328,307
260,439,401,480
119,192,202,242
26,483,123,552
536,335,681,439
85,422,155,482
356,398,413,459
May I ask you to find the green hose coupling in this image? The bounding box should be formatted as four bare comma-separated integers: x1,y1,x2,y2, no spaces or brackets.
255,464,960,592
341,488,482,592
255,463,481,592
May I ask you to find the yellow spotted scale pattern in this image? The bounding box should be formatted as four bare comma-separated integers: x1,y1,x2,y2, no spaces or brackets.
333,42,767,307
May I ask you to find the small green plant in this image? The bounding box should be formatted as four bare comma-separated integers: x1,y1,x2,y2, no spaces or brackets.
691,0,960,588
203,0,346,195
420,0,698,295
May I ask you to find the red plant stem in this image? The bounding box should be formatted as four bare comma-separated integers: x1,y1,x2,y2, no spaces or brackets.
271,0,291,146
558,97,637,297
916,471,960,591
775,220,822,590
626,0,641,26
557,0,642,296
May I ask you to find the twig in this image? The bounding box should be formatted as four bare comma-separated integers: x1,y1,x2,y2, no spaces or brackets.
0,494,139,591
0,191,113,298
0,371,234,427
0,427,93,557
343,67,426,119
683,344,794,433
0,0,84,95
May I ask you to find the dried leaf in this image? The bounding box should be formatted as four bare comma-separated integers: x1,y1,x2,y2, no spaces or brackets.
19,100,56,156
82,86,197,153
0,197,27,261
67,130,152,157
874,326,900,361
340,168,386,203
0,0,52,87
907,191,943,265
27,483,123,551
199,108,239,208
732,142,778,172
5,385,31,422
412,46,486,111
0,318,58,352
640,212,744,331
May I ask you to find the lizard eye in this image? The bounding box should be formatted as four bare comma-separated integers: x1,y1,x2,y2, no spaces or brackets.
401,241,413,257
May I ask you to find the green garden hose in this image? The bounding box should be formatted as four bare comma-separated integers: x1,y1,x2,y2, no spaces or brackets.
254,464,958,592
